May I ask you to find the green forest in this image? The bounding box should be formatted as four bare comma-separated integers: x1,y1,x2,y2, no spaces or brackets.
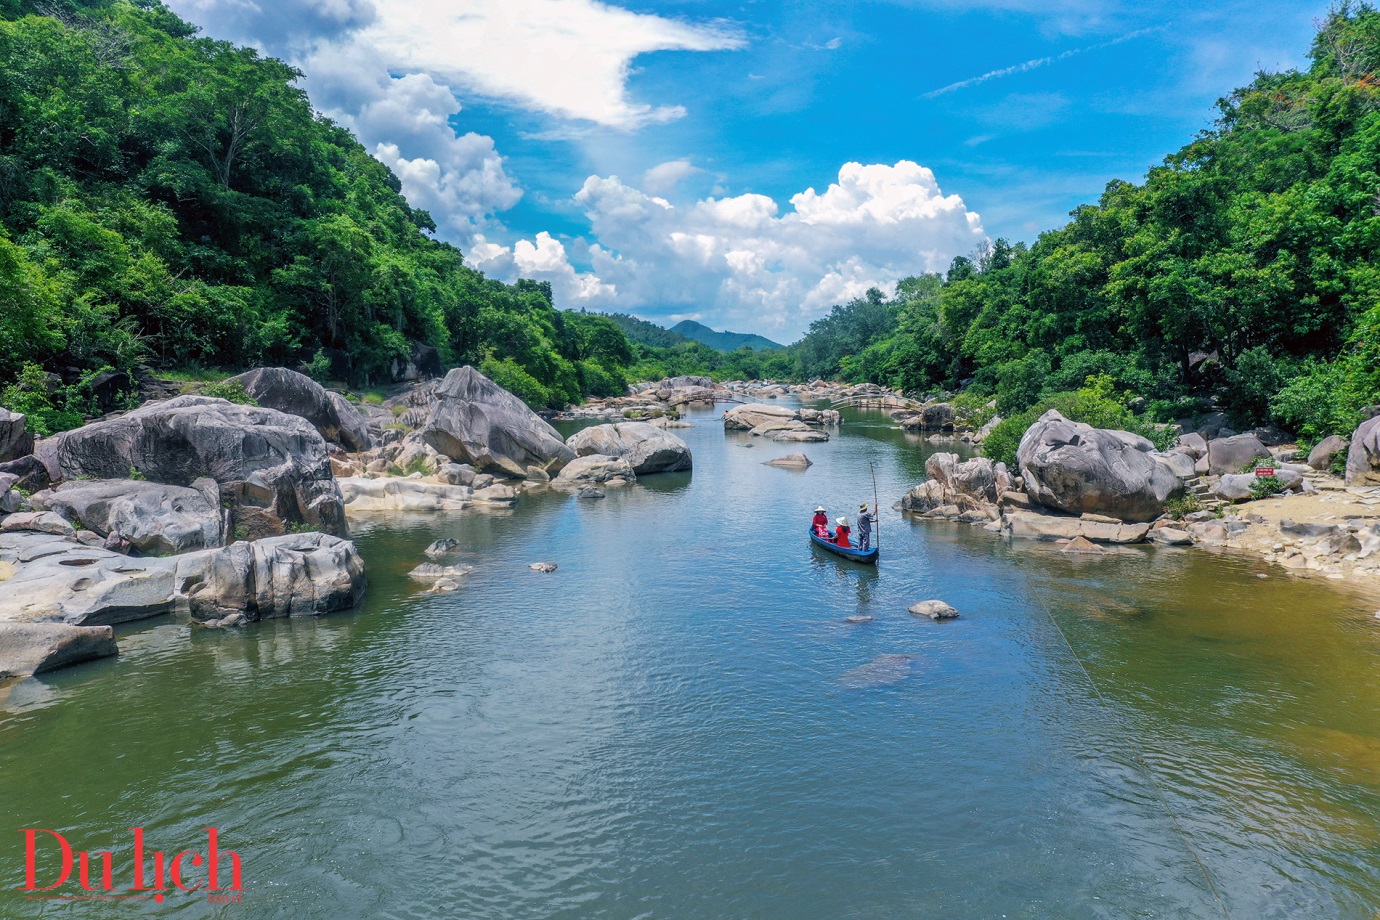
4,0,1380,451
788,3,1380,453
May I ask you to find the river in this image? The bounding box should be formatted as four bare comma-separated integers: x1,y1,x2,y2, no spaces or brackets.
2,400,1379,918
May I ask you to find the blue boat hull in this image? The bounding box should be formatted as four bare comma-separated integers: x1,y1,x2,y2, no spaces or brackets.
809,528,879,564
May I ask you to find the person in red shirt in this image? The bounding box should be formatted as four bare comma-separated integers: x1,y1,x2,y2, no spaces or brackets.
812,506,829,537
834,516,851,548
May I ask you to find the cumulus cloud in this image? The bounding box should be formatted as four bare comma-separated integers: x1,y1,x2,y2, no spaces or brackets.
470,162,985,338
352,0,743,128
166,0,741,246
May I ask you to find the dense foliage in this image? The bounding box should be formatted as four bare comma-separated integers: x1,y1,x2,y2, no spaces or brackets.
786,3,1380,445
0,0,670,412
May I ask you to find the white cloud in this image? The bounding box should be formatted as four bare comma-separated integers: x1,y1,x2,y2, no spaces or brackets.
471,162,985,338
166,0,742,248
354,0,744,128
642,159,704,196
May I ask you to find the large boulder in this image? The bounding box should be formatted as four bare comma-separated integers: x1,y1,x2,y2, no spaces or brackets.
0,623,117,680
902,453,998,515
30,479,223,555
905,403,954,432
565,422,692,474
176,533,366,622
1307,435,1349,471
1206,433,1271,475
552,455,636,485
723,404,798,430
1346,416,1380,485
419,366,574,477
227,367,372,452
1016,410,1183,523
0,407,33,462
51,396,348,540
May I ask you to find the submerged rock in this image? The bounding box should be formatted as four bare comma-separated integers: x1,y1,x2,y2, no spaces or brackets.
838,653,914,687
408,562,472,581
576,487,605,500
424,538,460,557
908,600,959,620
528,562,557,573
1061,535,1105,555
764,452,812,468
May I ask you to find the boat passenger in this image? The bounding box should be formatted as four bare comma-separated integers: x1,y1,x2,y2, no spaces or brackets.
856,503,877,551
835,516,851,548
812,506,829,537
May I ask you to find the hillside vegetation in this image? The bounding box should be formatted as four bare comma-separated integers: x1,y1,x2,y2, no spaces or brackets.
789,3,1380,446
0,0,651,414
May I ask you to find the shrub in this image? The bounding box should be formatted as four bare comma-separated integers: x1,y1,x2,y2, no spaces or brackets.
1249,475,1285,500
1271,359,1368,443
199,380,257,405
1164,495,1202,520
0,363,85,436
480,356,554,409
981,374,1174,467
305,348,332,384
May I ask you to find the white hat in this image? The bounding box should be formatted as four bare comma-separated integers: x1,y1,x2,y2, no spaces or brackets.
836,516,848,526
814,506,826,513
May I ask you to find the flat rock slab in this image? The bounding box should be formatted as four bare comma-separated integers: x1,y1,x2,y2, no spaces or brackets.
764,452,812,468
1005,511,1150,544
0,623,117,680
339,477,471,513
408,563,472,581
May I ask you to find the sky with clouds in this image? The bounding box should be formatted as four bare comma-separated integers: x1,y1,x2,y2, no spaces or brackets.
165,0,1328,341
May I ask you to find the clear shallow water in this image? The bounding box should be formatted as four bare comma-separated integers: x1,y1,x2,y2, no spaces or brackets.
3,401,1380,918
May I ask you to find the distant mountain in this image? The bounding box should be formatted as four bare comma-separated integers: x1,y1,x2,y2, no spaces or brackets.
600,313,693,348
669,320,783,352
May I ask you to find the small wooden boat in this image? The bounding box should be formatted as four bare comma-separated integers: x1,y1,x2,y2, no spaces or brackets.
809,528,879,565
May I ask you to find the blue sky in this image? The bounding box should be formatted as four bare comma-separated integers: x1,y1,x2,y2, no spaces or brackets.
167,0,1326,341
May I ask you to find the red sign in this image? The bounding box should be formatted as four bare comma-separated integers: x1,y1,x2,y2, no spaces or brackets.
1255,467,1275,477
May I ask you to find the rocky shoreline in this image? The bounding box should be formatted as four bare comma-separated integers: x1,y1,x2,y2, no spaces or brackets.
0,364,703,683
897,406,1380,595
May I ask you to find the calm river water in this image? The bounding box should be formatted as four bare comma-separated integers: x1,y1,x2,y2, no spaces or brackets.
3,400,1380,918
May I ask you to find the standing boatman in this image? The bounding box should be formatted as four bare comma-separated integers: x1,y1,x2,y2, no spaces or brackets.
856,503,878,552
